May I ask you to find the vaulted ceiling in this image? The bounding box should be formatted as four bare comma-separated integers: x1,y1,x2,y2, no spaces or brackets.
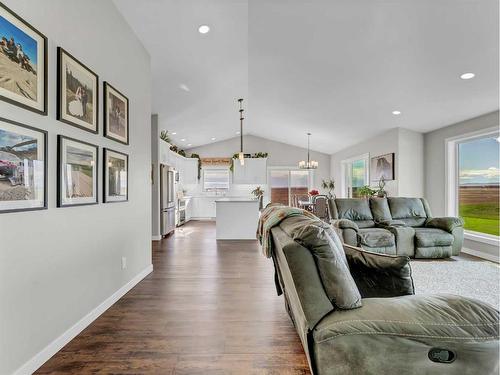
114,0,499,154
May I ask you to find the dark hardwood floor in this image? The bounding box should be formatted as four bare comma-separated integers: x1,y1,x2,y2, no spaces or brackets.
36,221,309,374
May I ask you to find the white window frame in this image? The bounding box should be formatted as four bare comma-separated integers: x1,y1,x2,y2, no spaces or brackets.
340,153,370,198
202,167,230,191
445,126,500,245
267,166,314,206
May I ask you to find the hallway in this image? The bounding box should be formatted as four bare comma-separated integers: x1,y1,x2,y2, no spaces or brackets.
37,221,309,374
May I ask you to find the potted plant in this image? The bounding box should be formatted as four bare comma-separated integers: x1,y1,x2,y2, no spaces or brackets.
309,189,319,197
321,179,335,199
375,176,387,197
251,186,265,210
358,185,376,198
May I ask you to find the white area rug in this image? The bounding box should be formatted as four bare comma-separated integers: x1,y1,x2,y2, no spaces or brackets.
411,258,500,309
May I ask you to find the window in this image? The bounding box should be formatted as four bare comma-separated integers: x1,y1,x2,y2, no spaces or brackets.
203,169,230,191
269,169,312,206
447,129,499,238
341,154,369,198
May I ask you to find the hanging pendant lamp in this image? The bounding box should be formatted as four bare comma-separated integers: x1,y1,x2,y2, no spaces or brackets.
298,133,318,169
238,98,245,166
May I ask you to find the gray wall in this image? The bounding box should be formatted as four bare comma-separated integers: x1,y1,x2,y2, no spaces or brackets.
424,111,499,259
0,1,152,374
187,134,331,189
151,114,160,239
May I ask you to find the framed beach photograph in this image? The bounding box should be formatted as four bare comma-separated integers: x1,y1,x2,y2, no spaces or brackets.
0,117,47,213
57,47,98,133
104,82,129,144
371,152,395,181
0,2,47,115
57,135,98,207
103,148,128,203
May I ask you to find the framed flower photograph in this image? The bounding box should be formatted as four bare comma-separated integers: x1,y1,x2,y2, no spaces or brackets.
0,2,47,115
57,135,98,207
103,148,128,203
104,82,129,144
0,117,47,213
57,47,98,133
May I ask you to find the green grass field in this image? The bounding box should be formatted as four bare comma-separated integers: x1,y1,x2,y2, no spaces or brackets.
459,203,499,236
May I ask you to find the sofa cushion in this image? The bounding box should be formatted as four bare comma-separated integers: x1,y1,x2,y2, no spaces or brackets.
388,197,428,227
414,228,454,247
335,199,374,228
370,197,392,222
357,228,395,248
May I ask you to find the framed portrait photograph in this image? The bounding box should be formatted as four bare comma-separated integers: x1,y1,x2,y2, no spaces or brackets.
57,47,98,133
371,152,395,181
57,135,98,207
104,82,129,144
103,148,128,203
0,2,47,115
0,117,47,213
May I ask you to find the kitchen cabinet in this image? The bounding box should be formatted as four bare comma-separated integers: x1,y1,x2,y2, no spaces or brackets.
190,197,217,219
183,159,199,185
232,158,267,184
185,197,193,222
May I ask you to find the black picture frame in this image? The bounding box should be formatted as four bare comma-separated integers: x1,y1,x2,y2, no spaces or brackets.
57,47,99,134
0,2,48,115
57,135,99,207
103,82,129,145
103,148,128,203
0,116,47,213
370,152,395,181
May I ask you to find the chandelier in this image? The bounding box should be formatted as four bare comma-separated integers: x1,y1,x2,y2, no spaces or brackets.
298,133,318,169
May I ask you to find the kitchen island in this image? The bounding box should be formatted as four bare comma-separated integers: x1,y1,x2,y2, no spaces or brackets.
215,198,260,240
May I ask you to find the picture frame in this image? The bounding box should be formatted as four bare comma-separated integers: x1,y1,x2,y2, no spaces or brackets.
57,135,98,207
104,82,129,145
57,47,99,133
370,152,395,181
103,148,128,203
0,2,47,115
0,116,47,213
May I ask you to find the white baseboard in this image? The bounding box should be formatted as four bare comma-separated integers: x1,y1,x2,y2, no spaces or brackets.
152,235,161,241
462,247,499,263
13,264,153,375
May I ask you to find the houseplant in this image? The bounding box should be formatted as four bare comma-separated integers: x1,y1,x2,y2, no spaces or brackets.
321,179,335,199
358,185,376,198
251,186,265,210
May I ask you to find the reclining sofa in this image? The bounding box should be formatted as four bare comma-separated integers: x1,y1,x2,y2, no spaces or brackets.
328,197,464,258
270,213,499,374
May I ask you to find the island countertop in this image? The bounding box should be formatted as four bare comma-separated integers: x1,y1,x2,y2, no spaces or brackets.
215,198,259,203
215,199,260,240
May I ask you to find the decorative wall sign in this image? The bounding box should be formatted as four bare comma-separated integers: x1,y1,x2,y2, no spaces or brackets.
0,117,47,213
57,135,98,207
201,157,232,166
57,47,98,133
103,148,128,203
104,82,129,145
0,2,47,114
371,152,395,181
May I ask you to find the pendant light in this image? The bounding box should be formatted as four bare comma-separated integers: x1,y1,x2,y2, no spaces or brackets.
238,98,245,166
298,133,318,169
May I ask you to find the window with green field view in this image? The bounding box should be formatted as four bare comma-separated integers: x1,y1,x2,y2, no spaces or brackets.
458,135,499,236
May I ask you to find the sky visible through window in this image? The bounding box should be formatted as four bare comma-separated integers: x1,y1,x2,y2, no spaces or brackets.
459,136,499,186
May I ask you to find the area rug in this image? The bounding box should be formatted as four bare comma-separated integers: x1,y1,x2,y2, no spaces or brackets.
410,258,500,309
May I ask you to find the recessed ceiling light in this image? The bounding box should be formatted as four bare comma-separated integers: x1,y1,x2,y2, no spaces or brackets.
198,25,210,34
392,110,401,115
179,84,190,92
211,137,216,141
180,138,186,142
236,131,240,135
172,132,177,135
187,143,192,146
460,72,475,80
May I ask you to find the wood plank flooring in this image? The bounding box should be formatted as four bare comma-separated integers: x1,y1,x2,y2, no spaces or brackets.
36,221,310,374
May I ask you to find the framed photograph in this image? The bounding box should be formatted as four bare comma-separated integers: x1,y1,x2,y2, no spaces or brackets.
57,135,98,207
0,2,47,115
104,82,129,144
103,148,128,203
371,152,395,181
0,117,47,213
57,47,98,133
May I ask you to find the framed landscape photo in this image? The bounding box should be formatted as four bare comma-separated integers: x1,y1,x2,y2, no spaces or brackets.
104,82,129,144
103,148,128,203
0,2,47,115
57,135,98,207
0,117,47,213
57,47,98,133
371,152,395,181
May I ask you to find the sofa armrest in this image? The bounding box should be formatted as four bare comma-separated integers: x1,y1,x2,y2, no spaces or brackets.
331,219,359,231
426,217,464,233
343,244,414,298
376,219,406,227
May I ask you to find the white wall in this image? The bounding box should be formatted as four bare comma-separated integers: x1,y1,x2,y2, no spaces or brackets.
398,128,424,197
0,1,152,374
151,114,160,239
187,134,331,190
424,111,499,260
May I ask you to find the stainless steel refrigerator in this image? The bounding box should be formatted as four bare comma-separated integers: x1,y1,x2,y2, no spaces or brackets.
160,164,177,236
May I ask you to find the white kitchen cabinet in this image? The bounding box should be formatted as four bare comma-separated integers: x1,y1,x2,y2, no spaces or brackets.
183,159,199,185
232,158,267,184
185,197,193,222
190,197,216,219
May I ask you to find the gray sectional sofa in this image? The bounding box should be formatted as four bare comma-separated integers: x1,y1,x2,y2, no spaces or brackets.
328,197,464,258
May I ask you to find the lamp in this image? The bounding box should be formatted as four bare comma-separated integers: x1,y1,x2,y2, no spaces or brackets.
238,98,245,166
299,133,318,169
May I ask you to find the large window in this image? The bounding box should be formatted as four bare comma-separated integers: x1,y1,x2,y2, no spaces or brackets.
341,154,369,198
203,169,230,191
269,169,312,206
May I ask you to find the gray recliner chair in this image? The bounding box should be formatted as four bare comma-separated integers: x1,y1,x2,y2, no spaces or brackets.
328,197,464,258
